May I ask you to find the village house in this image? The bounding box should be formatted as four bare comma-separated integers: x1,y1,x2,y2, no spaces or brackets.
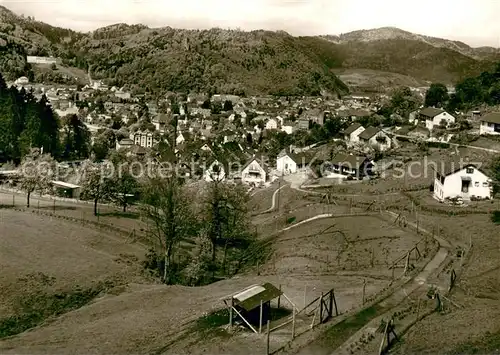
433,162,492,202
296,118,310,130
240,157,267,185
419,107,455,130
276,149,315,175
152,114,169,132
222,130,237,144
281,121,295,135
301,108,325,126
131,131,154,148
479,112,500,135
116,138,134,150
343,123,365,145
265,118,278,130
114,90,131,100
358,127,392,151
176,131,192,145
329,153,374,179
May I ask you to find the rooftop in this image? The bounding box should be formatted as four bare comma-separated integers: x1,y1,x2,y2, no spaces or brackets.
481,112,500,124
419,107,445,118
231,283,282,312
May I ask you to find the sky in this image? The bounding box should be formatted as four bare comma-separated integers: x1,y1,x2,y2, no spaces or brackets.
1,0,499,47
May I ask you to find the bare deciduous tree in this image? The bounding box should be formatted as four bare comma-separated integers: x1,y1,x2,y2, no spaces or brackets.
140,177,197,284
78,160,113,216
19,152,56,208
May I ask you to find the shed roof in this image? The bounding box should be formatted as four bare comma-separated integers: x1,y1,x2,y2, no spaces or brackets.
358,126,382,140
330,153,370,170
51,180,81,189
481,112,500,124
232,283,283,312
344,123,363,135
419,107,445,118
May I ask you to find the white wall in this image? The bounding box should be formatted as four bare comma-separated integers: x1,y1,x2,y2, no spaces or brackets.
277,155,297,175
346,126,365,143
281,125,294,135
434,166,491,201
265,119,278,130
480,121,500,135
367,133,392,151
241,161,266,184
426,112,455,130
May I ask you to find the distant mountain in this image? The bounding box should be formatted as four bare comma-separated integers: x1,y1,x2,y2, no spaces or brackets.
322,27,500,60
1,5,499,94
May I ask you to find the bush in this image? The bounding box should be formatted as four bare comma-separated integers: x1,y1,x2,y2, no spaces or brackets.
286,216,296,224
491,211,500,225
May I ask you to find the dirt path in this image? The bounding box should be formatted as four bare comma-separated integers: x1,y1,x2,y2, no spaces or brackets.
262,183,288,213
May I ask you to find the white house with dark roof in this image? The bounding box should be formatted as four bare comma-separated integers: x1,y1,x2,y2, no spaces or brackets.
343,123,365,144
419,107,455,130
358,127,392,151
433,162,492,202
241,157,267,185
479,112,500,135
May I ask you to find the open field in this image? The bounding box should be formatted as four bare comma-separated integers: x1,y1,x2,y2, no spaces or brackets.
0,191,427,355
0,208,149,336
0,191,148,234
331,68,427,92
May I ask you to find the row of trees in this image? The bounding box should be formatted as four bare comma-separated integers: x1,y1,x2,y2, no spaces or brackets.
424,62,500,111
0,73,92,163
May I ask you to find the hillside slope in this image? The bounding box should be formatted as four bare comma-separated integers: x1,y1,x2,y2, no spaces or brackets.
1,4,499,93
66,26,348,96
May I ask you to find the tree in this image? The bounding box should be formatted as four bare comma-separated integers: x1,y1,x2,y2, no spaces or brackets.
425,83,449,108
200,181,250,274
110,172,138,212
140,177,197,283
61,114,91,160
223,100,233,111
210,101,222,114
19,153,56,208
201,99,211,109
390,87,421,118
79,161,113,216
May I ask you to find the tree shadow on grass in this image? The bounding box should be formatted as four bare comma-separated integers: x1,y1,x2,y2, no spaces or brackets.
37,206,78,211
98,211,141,220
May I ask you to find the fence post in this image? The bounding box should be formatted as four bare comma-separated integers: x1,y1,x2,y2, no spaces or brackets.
319,292,324,323
229,297,233,329
333,289,339,316
291,307,296,340
329,290,333,318
259,300,263,334
266,320,270,355
277,285,281,309
12,193,15,207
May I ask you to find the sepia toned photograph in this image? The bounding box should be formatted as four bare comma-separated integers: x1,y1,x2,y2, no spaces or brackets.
0,1,499,354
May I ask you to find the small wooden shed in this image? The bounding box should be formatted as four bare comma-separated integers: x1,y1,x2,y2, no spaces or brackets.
225,282,283,333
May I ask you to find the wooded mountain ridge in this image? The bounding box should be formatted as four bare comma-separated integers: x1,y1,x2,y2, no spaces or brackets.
1,5,498,95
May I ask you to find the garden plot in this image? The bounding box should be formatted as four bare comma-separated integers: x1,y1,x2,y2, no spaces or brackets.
268,216,423,279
